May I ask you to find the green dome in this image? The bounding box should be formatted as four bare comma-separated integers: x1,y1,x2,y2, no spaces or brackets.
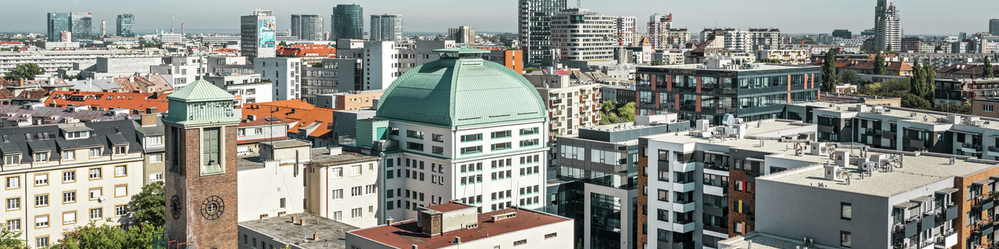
376,47,547,128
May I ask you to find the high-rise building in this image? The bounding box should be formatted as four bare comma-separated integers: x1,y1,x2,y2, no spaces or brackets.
832,29,852,39
518,0,568,67
290,14,324,41
369,14,403,42
647,14,673,50
874,0,901,52
116,14,135,37
69,12,92,40
331,4,363,40
550,9,616,62
240,10,277,62
748,28,781,51
991,19,999,35
615,16,636,46
448,25,475,44
47,13,70,42
665,29,690,51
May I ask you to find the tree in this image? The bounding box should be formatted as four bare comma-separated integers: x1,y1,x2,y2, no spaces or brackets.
935,102,971,114
524,67,540,74
52,221,163,249
131,181,165,227
616,102,636,122
0,227,28,249
874,53,886,75
922,63,937,101
839,70,861,84
897,93,931,110
821,50,838,92
278,41,288,47
910,60,924,97
985,57,995,79
2,63,44,81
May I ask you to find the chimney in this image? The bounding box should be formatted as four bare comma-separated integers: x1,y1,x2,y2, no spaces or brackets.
386,217,394,225
140,107,158,126
292,216,297,223
313,233,319,241
299,218,305,225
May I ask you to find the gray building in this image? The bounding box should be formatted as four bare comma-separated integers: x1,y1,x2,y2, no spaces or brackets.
448,25,475,44
300,58,362,103
290,14,324,41
241,10,277,62
116,14,134,37
331,4,363,40
832,29,852,39
369,14,403,42
991,19,999,35
47,13,70,42
70,12,92,40
518,0,567,67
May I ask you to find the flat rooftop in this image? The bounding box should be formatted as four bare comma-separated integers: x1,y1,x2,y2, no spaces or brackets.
760,152,999,197
348,208,571,249
805,101,999,127
239,213,359,249
719,232,838,249
309,149,380,166
639,63,817,71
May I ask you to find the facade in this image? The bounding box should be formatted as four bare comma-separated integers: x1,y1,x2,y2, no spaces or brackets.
832,29,852,39
615,16,636,46
253,57,302,101
241,10,277,62
304,149,382,228
518,0,568,67
634,62,822,125
345,202,574,249
755,50,810,65
356,47,549,222
448,25,476,44
901,37,922,52
991,19,999,36
204,73,272,105
47,13,70,42
748,28,781,52
369,14,403,42
666,29,690,51
290,14,323,41
523,74,602,137
972,98,999,119
647,14,673,51
331,4,363,40
313,90,383,110
115,14,134,37
875,0,902,52
935,78,999,105
235,140,311,222
69,12,92,40
300,58,362,103
550,9,616,62
150,56,201,88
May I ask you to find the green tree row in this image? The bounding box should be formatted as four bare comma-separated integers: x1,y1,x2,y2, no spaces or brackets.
598,100,636,125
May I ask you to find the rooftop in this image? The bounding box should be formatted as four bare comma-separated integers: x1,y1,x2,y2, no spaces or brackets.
638,63,817,71
719,232,838,249
238,213,358,249
308,149,380,166
348,208,570,249
47,90,170,113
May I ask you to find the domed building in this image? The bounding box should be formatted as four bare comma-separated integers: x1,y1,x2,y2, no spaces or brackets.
356,47,549,220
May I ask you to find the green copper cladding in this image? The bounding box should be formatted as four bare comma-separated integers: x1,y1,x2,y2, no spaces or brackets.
375,47,547,129
163,79,240,125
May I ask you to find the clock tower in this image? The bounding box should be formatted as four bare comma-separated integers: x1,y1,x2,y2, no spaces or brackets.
163,78,240,249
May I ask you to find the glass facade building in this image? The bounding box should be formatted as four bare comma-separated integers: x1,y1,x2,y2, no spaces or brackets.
517,0,567,67
331,4,363,40
116,14,134,37
70,12,92,40
369,14,403,42
47,13,70,42
291,15,324,41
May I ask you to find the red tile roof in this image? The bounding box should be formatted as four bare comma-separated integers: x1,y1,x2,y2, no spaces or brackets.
240,100,337,138
114,75,174,93
937,64,999,76
349,208,570,249
0,89,12,99
46,90,170,112
276,45,336,58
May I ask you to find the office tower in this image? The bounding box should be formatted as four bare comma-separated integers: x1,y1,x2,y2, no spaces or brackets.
370,14,403,42
615,16,636,46
331,4,363,40
991,19,999,35
874,0,901,52
518,0,568,67
69,12,92,40
47,13,70,42
647,13,673,50
116,14,134,37
241,10,277,62
290,14,324,41
448,25,475,44
832,29,852,39
550,9,615,61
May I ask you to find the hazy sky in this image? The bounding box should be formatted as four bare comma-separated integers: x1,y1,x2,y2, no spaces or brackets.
3,0,996,35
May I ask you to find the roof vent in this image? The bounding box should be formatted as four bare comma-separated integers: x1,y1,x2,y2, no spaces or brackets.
491,212,517,222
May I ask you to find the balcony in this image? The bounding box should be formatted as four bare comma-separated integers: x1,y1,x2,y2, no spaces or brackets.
988,146,999,157
672,241,696,249
962,143,983,154
704,161,729,171
934,229,958,249
904,138,925,149
882,130,895,139
673,220,696,233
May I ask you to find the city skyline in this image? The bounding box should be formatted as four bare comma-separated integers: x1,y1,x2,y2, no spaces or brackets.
3,0,997,35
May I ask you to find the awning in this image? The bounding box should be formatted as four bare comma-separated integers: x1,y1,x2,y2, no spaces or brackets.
951,129,982,135
935,188,959,195
973,179,994,186
910,196,932,203
894,202,918,209
746,157,766,162
704,150,729,156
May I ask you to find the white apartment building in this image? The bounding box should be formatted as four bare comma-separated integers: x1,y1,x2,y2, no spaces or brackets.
253,57,302,101
756,49,810,65
647,13,673,51
204,73,271,105
305,148,382,228
236,140,313,222
550,9,616,62
0,50,161,78
615,16,636,46
150,56,201,88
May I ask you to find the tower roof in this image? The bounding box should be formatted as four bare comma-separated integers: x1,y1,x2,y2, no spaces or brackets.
375,47,546,128
167,79,234,103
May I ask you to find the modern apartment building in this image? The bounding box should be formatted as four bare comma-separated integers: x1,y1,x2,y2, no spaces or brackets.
69,12,92,40
550,9,616,62
47,13,70,42
204,73,272,105
755,50,810,65
875,0,902,52
934,78,999,105
331,4,364,40
748,28,781,52
304,148,382,228
647,14,673,51
354,47,549,222
290,14,324,41
115,14,134,37
448,25,476,44
252,57,302,101
634,61,821,125
241,10,277,62
615,16,636,46
370,14,403,42
0,50,156,78
522,74,602,137
518,0,568,67
666,29,691,51
300,58,362,103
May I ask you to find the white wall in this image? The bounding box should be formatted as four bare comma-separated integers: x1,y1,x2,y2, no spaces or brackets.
236,161,306,222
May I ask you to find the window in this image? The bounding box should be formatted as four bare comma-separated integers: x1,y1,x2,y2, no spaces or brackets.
148,136,163,145
544,233,557,239
520,127,539,135
840,231,851,247
202,127,223,174
6,197,20,210
4,155,18,165
149,173,163,182
985,105,995,112
36,237,49,248
115,185,127,197
6,219,19,231
115,165,127,177
351,208,362,218
460,134,483,142
89,148,101,158
658,189,669,202
432,134,444,142
63,212,76,224
149,154,163,163
34,194,48,207
238,129,246,137
406,130,424,139
514,239,527,246
331,167,343,178
114,146,127,155
332,211,342,221
35,215,48,228
63,171,75,182
365,185,376,195
89,188,102,200
460,146,483,155
352,165,362,176
34,174,47,186
332,189,343,200
34,152,48,163
90,208,102,220
351,186,362,197
113,205,128,217
491,130,512,139
5,176,19,189
491,142,512,151
406,142,424,151
63,191,75,203
432,146,444,155
64,150,75,160
841,202,852,220
89,168,101,180
519,139,539,147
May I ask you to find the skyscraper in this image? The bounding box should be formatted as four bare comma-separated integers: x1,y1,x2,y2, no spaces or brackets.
290,14,324,41
991,19,999,35
447,25,475,44
241,10,276,62
874,0,901,52
47,13,70,42
69,12,92,40
647,13,673,50
116,14,135,37
331,4,363,40
518,0,567,67
370,14,403,42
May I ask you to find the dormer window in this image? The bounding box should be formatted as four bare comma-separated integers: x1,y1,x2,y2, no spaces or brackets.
114,146,126,155
34,153,48,163
89,148,101,158
2,135,7,142
4,154,19,165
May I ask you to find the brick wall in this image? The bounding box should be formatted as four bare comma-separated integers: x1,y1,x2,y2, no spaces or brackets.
636,156,648,249
728,169,756,237
166,125,239,249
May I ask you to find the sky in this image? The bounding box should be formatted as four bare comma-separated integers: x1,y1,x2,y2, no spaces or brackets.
2,0,996,35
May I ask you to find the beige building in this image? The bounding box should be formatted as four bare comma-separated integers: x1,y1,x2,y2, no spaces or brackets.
524,74,602,138
305,147,382,229
2,119,156,248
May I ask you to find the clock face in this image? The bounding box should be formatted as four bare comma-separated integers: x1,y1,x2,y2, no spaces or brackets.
170,195,182,220
200,195,225,220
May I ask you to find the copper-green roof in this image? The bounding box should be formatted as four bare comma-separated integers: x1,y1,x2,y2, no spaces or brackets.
375,49,546,128
168,79,235,102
